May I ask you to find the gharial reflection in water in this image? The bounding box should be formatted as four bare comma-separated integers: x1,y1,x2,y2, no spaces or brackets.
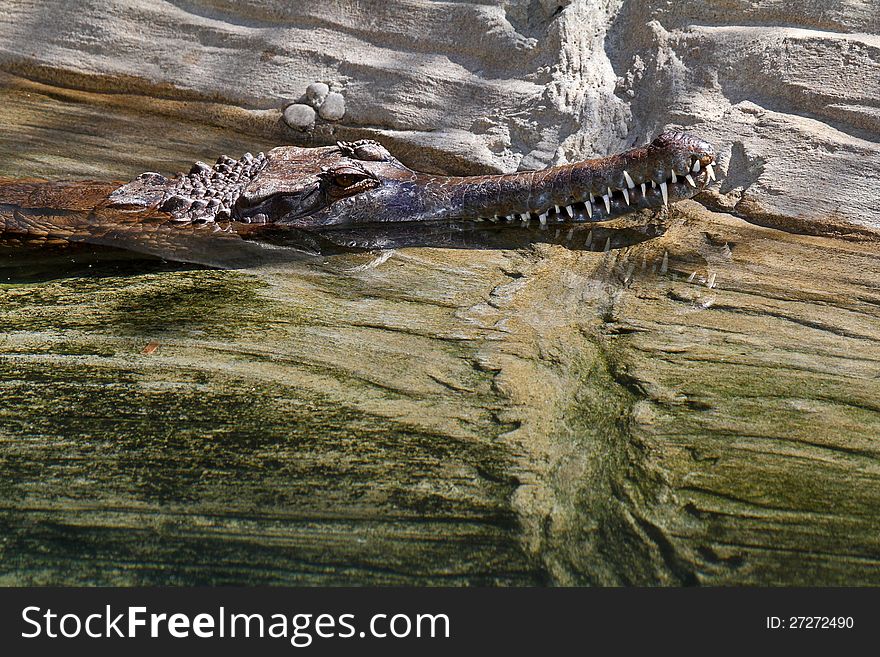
0,217,669,278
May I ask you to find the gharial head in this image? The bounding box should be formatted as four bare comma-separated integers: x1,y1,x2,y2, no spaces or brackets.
233,140,418,226
109,132,717,231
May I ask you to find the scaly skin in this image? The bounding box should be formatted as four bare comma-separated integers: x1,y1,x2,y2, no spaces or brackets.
0,132,716,262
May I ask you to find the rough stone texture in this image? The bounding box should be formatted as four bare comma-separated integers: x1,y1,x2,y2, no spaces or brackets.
305,82,329,108
608,7,880,235
318,91,346,121
1,1,879,585
282,102,316,130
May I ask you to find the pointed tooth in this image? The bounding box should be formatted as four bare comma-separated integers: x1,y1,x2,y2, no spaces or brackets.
539,212,547,225
707,272,717,288
640,182,646,196
685,174,696,187
622,188,630,205
554,228,560,239
585,201,593,218
623,170,635,188
554,205,562,215
602,194,611,213
564,205,573,219
660,251,668,274
651,180,657,189
565,228,573,243
687,271,697,283
692,160,701,173
660,181,668,206
706,163,716,181
585,230,593,248
589,192,596,203
670,170,677,183
604,237,611,252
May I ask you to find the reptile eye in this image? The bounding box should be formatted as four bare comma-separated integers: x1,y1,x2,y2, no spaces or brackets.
331,169,370,188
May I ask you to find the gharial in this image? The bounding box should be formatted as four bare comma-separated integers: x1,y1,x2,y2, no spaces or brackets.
0,131,717,263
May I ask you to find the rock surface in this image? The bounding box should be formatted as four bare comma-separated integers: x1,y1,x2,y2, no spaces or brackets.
0,1,879,585
305,82,330,108
318,91,346,121
282,102,316,130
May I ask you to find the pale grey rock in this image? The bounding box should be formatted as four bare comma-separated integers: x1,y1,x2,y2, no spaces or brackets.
606,11,880,234
305,82,329,108
282,103,315,130
317,91,345,121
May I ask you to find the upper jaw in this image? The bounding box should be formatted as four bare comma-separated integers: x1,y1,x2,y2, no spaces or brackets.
470,141,718,226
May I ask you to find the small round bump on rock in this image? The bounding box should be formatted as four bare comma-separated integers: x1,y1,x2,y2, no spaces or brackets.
283,103,316,130
318,92,345,121
305,82,330,108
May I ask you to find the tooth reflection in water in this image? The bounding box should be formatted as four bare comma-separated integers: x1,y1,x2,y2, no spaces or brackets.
253,217,669,254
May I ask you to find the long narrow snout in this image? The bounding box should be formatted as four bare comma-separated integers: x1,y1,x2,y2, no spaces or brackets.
439,131,717,225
